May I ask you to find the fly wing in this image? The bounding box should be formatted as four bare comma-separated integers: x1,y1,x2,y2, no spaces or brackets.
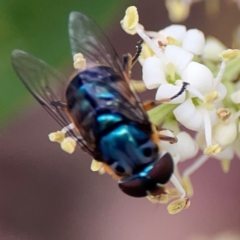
69,11,149,124
11,50,90,152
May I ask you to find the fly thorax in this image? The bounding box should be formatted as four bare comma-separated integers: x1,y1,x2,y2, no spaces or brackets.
99,124,159,175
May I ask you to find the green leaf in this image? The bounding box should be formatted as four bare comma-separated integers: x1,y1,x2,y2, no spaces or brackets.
0,0,135,127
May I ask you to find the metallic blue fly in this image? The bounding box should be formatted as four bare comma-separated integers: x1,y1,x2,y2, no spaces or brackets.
11,12,185,199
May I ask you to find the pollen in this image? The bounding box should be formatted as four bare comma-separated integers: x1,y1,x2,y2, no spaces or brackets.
73,53,86,70
167,198,190,215
48,131,65,143
204,144,221,155
60,137,77,154
220,49,240,61
120,6,139,35
167,36,180,46
216,108,231,121
220,159,231,173
204,91,220,104
90,159,103,171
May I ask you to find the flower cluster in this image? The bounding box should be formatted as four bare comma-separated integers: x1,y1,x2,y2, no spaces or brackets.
165,0,240,22
48,6,240,215
121,6,240,205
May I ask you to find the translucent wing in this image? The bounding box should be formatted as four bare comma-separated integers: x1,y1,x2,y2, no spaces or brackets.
11,50,89,151
69,11,149,123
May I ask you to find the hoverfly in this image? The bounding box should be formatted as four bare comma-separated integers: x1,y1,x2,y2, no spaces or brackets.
11,11,186,199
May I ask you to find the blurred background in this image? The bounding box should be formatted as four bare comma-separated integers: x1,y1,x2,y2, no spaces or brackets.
1,0,240,239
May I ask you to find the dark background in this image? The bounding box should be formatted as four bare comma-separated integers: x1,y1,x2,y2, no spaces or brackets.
1,0,240,239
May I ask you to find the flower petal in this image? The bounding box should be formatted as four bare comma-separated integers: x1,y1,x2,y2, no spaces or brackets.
159,130,179,160
182,29,205,55
159,25,186,43
182,62,214,95
173,99,203,131
230,89,240,104
176,132,198,161
212,121,237,149
165,45,193,75
142,56,166,89
155,82,186,104
203,36,227,61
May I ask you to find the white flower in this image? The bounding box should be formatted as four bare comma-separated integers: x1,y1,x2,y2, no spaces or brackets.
176,132,198,161
182,29,205,55
159,25,186,43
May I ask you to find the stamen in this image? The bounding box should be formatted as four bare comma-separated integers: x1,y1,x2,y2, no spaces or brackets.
170,174,186,199
136,25,168,64
182,154,209,178
201,108,212,147
204,91,220,104
182,176,193,197
216,108,231,121
220,49,240,61
204,144,221,155
213,60,226,89
48,131,65,143
91,159,103,171
167,198,190,215
60,137,77,154
186,84,204,101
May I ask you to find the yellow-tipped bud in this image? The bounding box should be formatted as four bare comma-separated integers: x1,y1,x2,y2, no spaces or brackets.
90,159,103,172
220,49,240,61
120,6,139,35
204,144,221,155
48,131,65,143
165,0,190,22
220,159,231,173
73,53,86,70
60,137,77,154
167,198,190,215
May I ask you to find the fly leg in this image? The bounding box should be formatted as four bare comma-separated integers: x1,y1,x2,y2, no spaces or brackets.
122,39,143,75
156,126,177,144
131,39,143,67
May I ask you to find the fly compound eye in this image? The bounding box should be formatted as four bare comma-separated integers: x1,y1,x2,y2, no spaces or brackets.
148,152,174,184
118,176,148,197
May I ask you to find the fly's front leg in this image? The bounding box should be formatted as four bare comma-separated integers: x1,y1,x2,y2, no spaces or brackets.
122,53,132,79
123,39,143,78
131,39,143,66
